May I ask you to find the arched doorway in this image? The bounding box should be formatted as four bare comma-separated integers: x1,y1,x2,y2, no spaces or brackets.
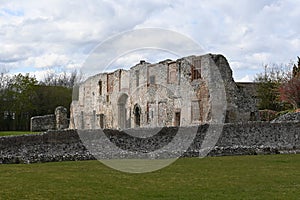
133,104,141,127
118,94,128,129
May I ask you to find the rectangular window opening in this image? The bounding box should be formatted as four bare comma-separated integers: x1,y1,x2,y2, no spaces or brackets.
175,112,181,126
98,80,102,95
135,70,139,87
192,58,201,80
99,114,105,129
191,67,201,80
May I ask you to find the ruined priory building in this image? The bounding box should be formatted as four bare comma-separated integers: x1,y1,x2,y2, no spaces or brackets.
70,54,258,130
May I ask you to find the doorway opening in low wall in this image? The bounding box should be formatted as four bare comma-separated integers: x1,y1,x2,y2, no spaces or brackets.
118,94,128,129
134,104,141,127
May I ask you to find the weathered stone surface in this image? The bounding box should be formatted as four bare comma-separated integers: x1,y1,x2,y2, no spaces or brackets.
70,54,258,130
30,106,69,132
0,130,94,164
30,114,55,132
1,122,300,164
55,106,68,130
271,112,300,123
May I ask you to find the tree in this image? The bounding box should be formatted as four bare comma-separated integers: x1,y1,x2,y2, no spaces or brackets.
279,57,300,109
254,64,292,111
33,85,72,117
279,77,300,109
0,71,75,131
292,56,300,78
0,73,38,130
0,69,10,130
0,67,10,90
40,69,84,88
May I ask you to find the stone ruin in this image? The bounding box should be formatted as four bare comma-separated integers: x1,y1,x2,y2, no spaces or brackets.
30,106,69,132
55,106,69,130
70,54,259,130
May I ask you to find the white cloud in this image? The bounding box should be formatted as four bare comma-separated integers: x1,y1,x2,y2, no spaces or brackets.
1,0,300,81
25,53,69,69
235,75,254,82
30,69,54,81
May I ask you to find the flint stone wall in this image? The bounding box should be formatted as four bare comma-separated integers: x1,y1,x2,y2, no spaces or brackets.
272,112,300,123
70,54,258,130
30,106,69,132
30,115,56,132
1,122,299,164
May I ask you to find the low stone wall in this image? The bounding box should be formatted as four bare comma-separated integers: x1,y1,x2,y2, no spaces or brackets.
30,106,69,132
0,130,94,164
0,122,299,164
30,115,56,132
192,122,300,157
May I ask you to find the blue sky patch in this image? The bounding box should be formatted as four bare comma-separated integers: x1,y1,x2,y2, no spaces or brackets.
2,8,24,17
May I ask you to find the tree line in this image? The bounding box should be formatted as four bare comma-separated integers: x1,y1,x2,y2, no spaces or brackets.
0,70,83,131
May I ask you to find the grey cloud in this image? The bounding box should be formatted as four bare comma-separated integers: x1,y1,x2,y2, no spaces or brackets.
0,57,27,63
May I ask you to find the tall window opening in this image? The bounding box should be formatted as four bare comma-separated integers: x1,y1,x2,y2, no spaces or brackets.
118,94,128,129
175,112,181,126
135,70,139,87
98,80,102,95
92,110,96,129
191,58,201,80
99,114,104,129
134,104,141,127
168,62,178,84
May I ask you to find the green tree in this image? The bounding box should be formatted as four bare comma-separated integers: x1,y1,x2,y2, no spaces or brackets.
0,69,10,130
33,85,72,117
1,73,38,130
0,72,74,131
255,64,292,111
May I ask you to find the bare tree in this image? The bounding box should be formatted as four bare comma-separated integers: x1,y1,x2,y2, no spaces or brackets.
279,77,300,109
40,69,84,88
279,57,300,109
0,67,9,90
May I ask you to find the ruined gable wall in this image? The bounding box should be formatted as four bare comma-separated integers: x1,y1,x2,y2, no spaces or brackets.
210,54,258,122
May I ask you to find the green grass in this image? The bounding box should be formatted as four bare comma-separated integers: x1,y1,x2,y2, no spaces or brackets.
0,154,300,200
0,131,41,137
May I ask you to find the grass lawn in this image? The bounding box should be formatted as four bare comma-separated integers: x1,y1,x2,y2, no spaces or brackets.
0,131,41,137
0,154,299,200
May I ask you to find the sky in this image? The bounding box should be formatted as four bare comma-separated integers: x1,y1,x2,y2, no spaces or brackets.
1,0,300,82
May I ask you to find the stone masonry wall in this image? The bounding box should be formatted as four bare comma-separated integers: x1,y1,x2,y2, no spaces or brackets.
70,54,258,130
30,106,69,132
1,122,299,164
30,115,56,132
